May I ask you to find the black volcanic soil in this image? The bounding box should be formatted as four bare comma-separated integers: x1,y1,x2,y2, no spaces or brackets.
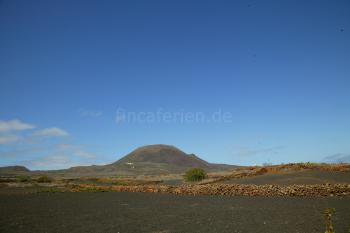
1,192,350,233
222,170,350,186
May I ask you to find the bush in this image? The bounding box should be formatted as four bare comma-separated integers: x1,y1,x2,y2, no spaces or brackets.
112,181,128,186
37,175,53,183
17,176,31,182
184,168,207,182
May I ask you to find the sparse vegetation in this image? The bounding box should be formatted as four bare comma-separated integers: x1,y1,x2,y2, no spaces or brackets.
112,180,128,186
17,176,31,182
324,208,336,233
37,175,53,183
184,168,207,182
39,187,63,193
2,165,350,232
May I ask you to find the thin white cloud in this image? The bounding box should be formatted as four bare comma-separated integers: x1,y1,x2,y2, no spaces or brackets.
57,143,97,159
22,145,99,170
33,127,69,137
0,119,102,169
74,149,96,159
0,119,35,132
323,153,350,163
0,147,43,157
0,134,21,144
28,155,71,167
232,145,286,157
23,155,83,170
57,143,75,150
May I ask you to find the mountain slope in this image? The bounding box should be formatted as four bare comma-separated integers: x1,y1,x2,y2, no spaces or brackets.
0,145,237,176
0,166,30,175
113,144,211,168
65,144,235,176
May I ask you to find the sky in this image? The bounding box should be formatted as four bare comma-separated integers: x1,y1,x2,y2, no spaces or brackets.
0,0,350,170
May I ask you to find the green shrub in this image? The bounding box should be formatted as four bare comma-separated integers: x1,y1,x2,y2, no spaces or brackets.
184,168,207,182
112,181,128,186
37,175,53,183
17,176,31,182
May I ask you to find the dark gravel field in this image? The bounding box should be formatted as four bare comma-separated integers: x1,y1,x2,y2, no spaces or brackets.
1,192,350,233
223,170,350,186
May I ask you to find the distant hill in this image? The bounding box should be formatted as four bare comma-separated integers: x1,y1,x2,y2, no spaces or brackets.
0,145,237,177
114,144,211,168
64,144,237,176
0,166,30,176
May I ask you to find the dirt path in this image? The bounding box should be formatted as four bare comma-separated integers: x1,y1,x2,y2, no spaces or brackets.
1,192,350,233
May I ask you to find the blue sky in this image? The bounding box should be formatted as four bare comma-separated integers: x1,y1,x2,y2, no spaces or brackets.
0,0,350,169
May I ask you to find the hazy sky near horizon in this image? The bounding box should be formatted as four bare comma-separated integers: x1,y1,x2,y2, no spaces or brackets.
1,0,350,169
